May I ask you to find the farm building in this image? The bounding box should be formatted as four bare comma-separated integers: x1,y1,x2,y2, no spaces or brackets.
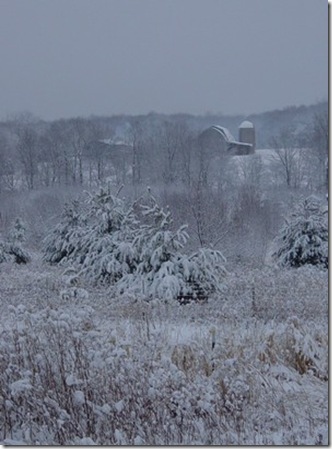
198,121,255,156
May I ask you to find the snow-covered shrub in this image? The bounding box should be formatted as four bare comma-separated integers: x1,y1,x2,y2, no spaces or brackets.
6,244,31,264
273,196,328,269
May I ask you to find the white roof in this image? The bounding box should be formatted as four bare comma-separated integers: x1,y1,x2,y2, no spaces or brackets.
239,120,254,129
211,125,235,142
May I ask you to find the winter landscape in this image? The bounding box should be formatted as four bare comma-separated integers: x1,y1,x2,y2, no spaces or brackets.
0,102,328,445
0,0,328,446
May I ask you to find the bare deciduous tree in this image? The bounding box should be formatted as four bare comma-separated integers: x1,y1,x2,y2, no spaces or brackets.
16,127,40,190
305,111,328,190
270,128,306,189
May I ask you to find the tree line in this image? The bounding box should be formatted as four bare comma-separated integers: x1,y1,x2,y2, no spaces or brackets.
0,102,327,193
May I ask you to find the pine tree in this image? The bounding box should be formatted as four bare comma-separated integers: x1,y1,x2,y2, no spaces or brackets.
182,248,227,298
43,187,228,299
6,217,31,264
273,196,328,269
118,192,227,300
9,217,27,243
77,186,138,284
43,186,139,284
117,192,189,299
43,200,85,264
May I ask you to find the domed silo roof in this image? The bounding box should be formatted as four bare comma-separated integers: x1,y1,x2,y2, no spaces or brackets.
239,120,254,129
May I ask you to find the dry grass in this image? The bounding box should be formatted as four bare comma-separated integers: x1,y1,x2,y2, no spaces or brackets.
0,259,328,445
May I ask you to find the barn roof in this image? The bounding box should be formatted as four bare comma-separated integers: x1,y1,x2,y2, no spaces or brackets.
210,125,235,142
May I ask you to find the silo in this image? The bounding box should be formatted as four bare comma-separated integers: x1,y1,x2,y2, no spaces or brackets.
239,120,255,153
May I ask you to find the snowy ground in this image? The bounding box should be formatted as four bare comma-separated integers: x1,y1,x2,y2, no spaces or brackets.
0,255,328,445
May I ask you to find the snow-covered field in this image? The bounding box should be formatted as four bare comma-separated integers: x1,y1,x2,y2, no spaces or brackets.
0,255,328,445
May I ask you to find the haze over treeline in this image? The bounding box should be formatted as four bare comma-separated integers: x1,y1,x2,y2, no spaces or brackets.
1,99,327,148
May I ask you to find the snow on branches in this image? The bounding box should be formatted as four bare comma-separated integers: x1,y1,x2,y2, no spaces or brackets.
0,217,31,264
273,196,328,269
77,186,138,284
43,200,85,265
43,187,227,300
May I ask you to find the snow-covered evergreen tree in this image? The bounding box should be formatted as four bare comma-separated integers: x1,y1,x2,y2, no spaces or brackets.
5,217,31,264
273,196,328,269
118,193,227,300
44,187,228,298
43,200,86,264
43,186,139,284
9,217,27,243
117,192,189,299
77,186,138,284
183,248,227,297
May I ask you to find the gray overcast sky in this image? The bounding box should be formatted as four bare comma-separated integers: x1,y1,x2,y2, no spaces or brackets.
0,0,328,120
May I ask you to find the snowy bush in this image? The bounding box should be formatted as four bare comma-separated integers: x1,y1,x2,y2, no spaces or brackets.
273,196,328,269
6,243,31,264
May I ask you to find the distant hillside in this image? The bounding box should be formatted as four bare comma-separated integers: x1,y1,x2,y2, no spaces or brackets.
89,100,327,149
0,101,327,150
167,101,327,148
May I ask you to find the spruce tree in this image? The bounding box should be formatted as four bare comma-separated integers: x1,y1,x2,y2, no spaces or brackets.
43,200,85,264
78,186,138,284
118,192,227,300
273,196,328,269
6,217,31,264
